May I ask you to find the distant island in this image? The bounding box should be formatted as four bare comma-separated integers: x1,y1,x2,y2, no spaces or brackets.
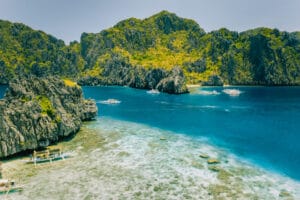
0,11,300,93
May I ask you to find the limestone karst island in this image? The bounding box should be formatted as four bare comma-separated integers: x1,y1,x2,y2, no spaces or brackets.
0,2,300,199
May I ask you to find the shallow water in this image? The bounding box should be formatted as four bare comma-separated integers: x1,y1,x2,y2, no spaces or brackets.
2,86,300,199
4,118,300,199
82,86,300,181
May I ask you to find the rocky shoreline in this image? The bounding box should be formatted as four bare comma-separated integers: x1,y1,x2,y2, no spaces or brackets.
0,76,97,158
78,66,189,94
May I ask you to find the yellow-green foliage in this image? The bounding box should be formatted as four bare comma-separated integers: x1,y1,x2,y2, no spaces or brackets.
80,11,300,85
0,20,84,84
130,45,199,70
1,11,300,86
82,67,103,77
63,79,78,87
36,95,56,118
55,115,62,123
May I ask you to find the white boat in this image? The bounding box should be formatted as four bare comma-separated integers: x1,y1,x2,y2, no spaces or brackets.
99,99,121,104
222,89,242,96
24,153,72,164
147,89,160,94
23,148,72,165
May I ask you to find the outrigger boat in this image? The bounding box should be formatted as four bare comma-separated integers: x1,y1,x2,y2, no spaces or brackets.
24,147,71,165
0,179,23,194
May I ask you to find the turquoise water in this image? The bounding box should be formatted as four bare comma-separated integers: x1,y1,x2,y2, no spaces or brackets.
2,85,300,199
82,86,300,181
0,85,6,98
7,118,300,199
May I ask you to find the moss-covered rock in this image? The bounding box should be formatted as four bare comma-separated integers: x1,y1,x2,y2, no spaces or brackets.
199,154,209,159
207,158,220,164
208,166,221,172
279,190,293,198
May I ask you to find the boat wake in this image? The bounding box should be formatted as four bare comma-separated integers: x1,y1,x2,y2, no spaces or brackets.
98,99,121,105
195,90,220,95
222,89,242,96
147,89,160,94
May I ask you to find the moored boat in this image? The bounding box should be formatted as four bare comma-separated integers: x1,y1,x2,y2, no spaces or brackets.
24,148,72,165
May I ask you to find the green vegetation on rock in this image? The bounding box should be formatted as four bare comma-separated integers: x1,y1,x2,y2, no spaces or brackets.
1,11,300,89
0,20,83,84
36,95,56,118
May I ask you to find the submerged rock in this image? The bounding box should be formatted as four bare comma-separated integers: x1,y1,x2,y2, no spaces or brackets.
279,190,293,198
207,158,220,164
0,76,97,158
199,154,209,159
208,166,221,172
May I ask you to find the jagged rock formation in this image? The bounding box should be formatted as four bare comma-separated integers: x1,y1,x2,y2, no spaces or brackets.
78,65,188,94
0,76,97,158
156,67,188,94
202,75,224,86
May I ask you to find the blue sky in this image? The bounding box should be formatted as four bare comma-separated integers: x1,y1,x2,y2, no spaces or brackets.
0,0,299,43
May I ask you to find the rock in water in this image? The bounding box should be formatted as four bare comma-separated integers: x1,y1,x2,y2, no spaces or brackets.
202,75,224,86
207,158,220,164
78,66,188,94
156,67,188,94
0,76,97,158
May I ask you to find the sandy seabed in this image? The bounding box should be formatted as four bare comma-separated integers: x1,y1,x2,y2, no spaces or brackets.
3,117,299,200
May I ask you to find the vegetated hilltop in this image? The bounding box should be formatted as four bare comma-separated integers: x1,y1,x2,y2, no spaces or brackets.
0,19,83,84
1,11,300,92
80,11,300,86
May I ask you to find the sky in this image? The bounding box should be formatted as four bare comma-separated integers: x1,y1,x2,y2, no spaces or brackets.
0,0,299,43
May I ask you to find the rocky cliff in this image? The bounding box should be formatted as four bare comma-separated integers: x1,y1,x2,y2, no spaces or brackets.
78,66,188,94
78,55,188,94
0,76,97,158
1,11,300,91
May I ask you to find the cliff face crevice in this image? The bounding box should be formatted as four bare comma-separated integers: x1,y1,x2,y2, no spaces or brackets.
0,76,97,158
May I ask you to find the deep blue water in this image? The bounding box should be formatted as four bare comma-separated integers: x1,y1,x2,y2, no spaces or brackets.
83,86,300,181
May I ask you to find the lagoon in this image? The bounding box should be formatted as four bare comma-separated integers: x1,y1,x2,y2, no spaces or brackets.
2,85,300,199
83,86,300,181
